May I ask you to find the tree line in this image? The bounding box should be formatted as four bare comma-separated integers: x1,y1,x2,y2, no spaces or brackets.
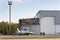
0,21,19,35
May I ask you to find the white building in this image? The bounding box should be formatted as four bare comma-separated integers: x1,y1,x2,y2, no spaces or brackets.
19,10,60,35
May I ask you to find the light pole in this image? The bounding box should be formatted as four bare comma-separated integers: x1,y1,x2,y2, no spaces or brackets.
8,1,12,34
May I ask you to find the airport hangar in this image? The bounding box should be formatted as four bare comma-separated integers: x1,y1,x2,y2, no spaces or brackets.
19,10,60,35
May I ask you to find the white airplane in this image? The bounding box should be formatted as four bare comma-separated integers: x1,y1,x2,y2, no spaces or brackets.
16,28,33,35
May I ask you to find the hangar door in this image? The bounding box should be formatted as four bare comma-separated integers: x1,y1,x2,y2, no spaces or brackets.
40,17,55,34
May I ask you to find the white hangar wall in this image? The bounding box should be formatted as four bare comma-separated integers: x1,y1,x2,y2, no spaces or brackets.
56,25,60,34
34,10,60,35
40,17,55,34
22,25,40,34
31,25,40,34
22,26,31,30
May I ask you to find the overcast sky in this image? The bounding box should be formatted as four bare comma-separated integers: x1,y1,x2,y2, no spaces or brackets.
0,0,60,23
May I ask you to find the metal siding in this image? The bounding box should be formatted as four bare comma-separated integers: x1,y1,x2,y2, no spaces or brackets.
31,25,40,34
37,10,60,25
56,25,60,34
40,17,55,34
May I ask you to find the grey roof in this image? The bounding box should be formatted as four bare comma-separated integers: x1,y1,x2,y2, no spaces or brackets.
36,10,60,25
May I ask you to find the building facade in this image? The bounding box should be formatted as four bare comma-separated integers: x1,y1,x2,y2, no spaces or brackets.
19,10,60,35
35,10,60,35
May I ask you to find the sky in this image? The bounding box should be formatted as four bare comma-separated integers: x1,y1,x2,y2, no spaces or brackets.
0,0,60,23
